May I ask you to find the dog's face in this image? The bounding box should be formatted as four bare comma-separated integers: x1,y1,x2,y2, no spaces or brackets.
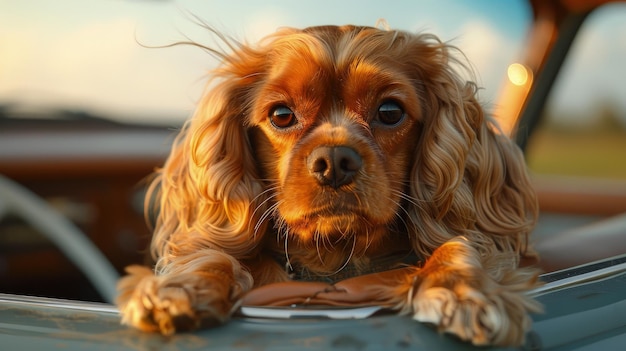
247,26,425,253
148,25,536,275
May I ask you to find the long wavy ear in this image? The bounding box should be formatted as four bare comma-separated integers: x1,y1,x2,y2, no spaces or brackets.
407,37,538,262
146,45,269,271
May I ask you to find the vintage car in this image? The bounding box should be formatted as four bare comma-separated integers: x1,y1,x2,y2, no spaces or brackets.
1,0,625,349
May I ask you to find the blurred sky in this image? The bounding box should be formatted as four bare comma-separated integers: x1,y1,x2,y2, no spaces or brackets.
1,0,625,125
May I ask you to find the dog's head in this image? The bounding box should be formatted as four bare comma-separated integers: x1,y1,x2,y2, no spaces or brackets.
149,25,537,272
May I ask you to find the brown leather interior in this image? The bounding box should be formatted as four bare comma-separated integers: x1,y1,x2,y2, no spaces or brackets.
532,214,626,272
534,177,626,216
241,267,415,308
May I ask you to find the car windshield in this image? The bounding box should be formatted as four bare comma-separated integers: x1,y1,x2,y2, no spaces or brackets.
1,0,531,126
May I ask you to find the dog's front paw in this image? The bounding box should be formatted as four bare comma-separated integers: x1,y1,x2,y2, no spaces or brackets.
405,239,541,346
117,266,234,335
412,283,512,346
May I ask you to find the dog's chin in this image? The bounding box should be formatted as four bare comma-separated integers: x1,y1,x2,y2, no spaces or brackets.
289,215,357,237
282,208,389,245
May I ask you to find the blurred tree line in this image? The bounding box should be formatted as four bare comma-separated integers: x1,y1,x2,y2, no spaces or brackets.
526,102,626,180
542,102,626,133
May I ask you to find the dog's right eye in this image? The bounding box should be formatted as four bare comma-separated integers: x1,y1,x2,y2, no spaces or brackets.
269,105,297,129
377,101,405,126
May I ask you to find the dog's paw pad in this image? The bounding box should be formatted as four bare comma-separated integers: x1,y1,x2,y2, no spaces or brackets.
412,285,500,346
412,287,456,326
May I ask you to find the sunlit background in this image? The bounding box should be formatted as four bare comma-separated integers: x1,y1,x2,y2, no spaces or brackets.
1,0,532,124
2,0,626,177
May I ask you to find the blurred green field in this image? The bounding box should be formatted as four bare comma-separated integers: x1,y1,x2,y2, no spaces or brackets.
525,129,626,180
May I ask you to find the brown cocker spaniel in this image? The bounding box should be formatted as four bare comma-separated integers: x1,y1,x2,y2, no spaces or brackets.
117,25,541,346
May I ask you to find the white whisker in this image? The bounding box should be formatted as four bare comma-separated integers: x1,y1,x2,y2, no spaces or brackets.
283,226,293,271
331,231,357,275
255,199,281,235
390,186,425,208
363,225,373,252
315,229,326,265
389,195,413,230
248,183,280,238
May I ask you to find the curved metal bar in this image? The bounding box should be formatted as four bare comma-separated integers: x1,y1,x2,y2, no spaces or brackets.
0,175,119,303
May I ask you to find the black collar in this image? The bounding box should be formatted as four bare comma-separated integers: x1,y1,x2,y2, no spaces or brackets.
273,251,420,284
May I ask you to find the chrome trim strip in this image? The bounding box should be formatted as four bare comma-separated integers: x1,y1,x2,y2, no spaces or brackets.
531,254,626,297
0,293,119,314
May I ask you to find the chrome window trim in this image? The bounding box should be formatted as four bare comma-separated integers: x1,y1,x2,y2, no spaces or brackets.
0,293,118,314
531,254,626,297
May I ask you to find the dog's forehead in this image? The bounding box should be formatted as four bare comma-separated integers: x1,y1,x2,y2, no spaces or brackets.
249,26,423,128
266,26,401,75
261,27,418,101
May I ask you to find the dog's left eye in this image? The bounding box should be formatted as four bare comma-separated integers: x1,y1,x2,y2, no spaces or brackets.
269,105,297,129
377,101,405,126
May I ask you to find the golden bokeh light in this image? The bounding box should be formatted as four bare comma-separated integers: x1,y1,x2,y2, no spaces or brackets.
507,63,530,86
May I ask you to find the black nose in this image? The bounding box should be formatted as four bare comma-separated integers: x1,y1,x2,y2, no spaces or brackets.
307,146,362,188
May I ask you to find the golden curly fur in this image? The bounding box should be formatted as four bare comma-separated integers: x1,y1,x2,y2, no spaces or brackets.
117,25,541,346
